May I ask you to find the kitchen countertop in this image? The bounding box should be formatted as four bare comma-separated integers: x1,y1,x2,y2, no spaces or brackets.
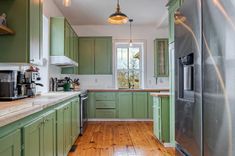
150,92,170,97
0,92,81,128
88,88,169,92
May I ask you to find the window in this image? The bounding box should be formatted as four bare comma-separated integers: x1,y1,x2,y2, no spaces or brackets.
116,42,143,89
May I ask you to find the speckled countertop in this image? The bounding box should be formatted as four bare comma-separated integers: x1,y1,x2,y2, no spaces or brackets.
0,92,81,127
150,92,170,97
88,88,169,92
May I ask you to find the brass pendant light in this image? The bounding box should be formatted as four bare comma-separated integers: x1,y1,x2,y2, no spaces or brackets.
63,0,71,7
108,0,128,24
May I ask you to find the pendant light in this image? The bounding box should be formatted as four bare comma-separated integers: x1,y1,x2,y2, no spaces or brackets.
63,0,71,7
108,0,128,24
129,19,133,47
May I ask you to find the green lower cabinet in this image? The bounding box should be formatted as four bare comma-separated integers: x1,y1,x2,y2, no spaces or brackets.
71,99,80,143
133,92,148,119
148,93,154,119
24,110,56,156
56,102,72,156
117,92,133,118
95,109,116,118
88,92,95,118
153,96,170,143
0,130,21,156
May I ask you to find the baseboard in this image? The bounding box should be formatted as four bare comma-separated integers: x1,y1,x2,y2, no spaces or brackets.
88,118,153,122
163,143,175,148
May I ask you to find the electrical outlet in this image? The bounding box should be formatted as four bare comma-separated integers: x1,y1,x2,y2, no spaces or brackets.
95,78,98,83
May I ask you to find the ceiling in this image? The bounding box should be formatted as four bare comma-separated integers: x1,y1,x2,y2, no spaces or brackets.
53,0,169,27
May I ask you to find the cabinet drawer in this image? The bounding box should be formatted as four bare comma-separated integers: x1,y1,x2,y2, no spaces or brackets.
95,109,116,118
96,101,116,109
95,93,116,101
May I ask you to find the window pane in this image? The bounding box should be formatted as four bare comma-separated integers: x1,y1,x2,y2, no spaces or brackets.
117,70,129,89
129,47,140,70
117,48,128,69
129,70,140,89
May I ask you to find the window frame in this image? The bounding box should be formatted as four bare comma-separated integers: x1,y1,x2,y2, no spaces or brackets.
114,40,145,89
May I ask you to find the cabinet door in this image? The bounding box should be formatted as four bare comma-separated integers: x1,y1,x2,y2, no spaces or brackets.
88,92,95,118
71,99,79,143
161,97,170,143
24,117,44,156
0,130,21,156
29,0,43,65
153,97,160,139
94,37,112,74
56,105,66,156
148,93,154,119
133,92,148,119
117,92,133,118
78,38,95,74
43,111,56,156
154,39,169,77
64,103,72,154
64,21,70,58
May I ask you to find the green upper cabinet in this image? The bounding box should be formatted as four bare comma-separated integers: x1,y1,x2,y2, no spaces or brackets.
117,92,133,119
50,17,78,66
94,38,112,74
133,92,148,119
78,38,95,74
23,110,56,156
0,130,21,156
154,39,169,77
78,37,112,75
0,0,43,65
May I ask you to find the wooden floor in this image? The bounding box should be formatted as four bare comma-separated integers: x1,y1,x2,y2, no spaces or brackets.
68,121,175,156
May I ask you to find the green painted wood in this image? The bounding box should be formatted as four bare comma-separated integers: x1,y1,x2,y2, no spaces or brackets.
64,21,70,58
23,116,44,156
64,103,72,154
153,97,160,139
71,99,79,143
0,0,42,63
96,101,116,109
0,130,21,156
154,39,169,77
95,92,116,101
88,92,95,118
147,93,153,119
117,92,133,119
95,109,116,118
133,92,148,119
43,111,56,156
94,37,112,74
78,38,95,74
161,97,170,143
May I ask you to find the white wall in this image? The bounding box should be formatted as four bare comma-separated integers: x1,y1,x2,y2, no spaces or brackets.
63,25,169,89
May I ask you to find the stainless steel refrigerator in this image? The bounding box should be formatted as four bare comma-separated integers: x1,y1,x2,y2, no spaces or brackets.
175,0,235,155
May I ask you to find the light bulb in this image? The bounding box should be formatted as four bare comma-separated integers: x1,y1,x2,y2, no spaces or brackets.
63,0,71,7
129,40,133,47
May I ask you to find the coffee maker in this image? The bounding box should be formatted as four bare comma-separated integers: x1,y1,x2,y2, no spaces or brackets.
0,70,27,100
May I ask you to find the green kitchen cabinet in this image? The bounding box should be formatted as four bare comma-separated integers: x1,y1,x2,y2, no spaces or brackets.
133,92,148,119
71,98,80,143
23,110,56,156
153,96,170,143
148,93,154,119
56,102,72,156
0,0,43,65
88,92,95,118
50,17,78,65
78,37,112,75
117,92,133,118
154,39,169,77
94,38,112,74
0,130,21,156
78,38,95,74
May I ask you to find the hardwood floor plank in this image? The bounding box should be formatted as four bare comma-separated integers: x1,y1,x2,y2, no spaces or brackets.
68,121,175,156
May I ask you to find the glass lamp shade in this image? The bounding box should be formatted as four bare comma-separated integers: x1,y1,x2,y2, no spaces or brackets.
63,0,71,7
108,12,128,24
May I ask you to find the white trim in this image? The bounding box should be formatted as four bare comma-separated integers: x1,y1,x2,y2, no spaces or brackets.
163,143,176,148
88,118,153,122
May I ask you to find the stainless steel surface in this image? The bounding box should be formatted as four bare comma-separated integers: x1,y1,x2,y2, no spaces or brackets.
202,1,235,156
183,66,193,91
175,0,202,155
79,90,88,135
